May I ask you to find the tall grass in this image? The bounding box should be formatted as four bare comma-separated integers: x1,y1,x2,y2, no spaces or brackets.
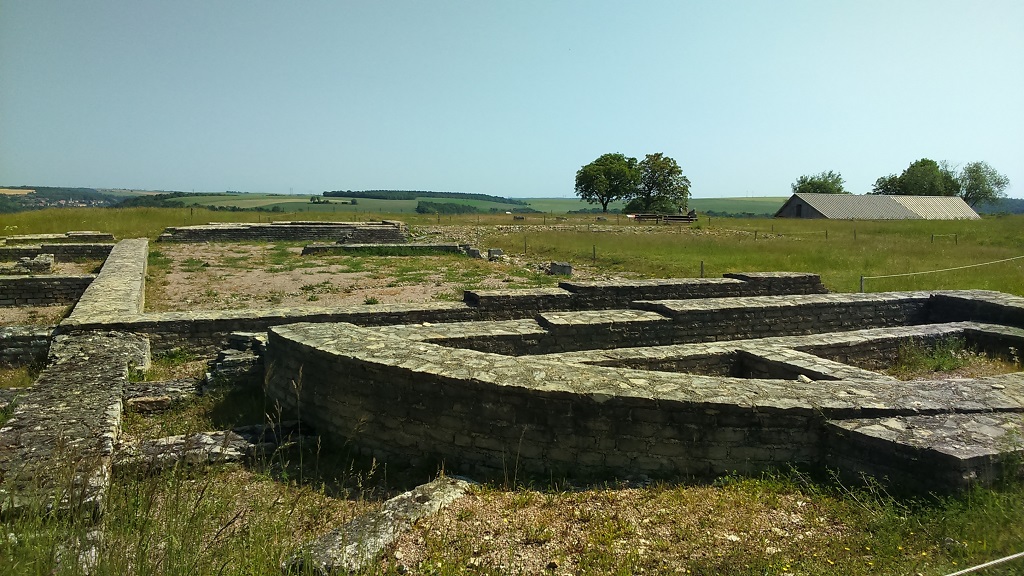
479,215,1024,295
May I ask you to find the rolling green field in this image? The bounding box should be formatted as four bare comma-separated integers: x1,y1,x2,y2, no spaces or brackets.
151,193,789,216
2,207,1022,296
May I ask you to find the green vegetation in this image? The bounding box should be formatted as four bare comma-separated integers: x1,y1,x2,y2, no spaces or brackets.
575,152,692,213
0,366,35,389
323,189,529,205
887,337,1020,380
476,215,1024,296
791,170,847,195
872,158,1010,207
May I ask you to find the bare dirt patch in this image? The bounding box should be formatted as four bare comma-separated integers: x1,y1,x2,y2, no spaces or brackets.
145,240,621,313
0,304,70,326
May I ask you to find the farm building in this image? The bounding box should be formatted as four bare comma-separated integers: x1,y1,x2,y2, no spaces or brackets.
774,193,981,220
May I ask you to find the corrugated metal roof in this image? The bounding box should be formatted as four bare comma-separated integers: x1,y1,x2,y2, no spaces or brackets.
778,194,980,220
890,195,982,219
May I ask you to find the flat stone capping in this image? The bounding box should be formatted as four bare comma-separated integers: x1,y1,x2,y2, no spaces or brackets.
265,319,1024,491
301,242,465,255
378,319,547,342
0,332,149,517
828,413,1024,490
537,309,670,328
286,476,472,574
0,232,114,245
463,287,574,310
99,301,477,354
466,274,829,313
63,238,148,326
528,322,1022,383
157,221,407,244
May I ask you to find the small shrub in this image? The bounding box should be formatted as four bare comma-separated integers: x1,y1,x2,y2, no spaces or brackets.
363,296,380,305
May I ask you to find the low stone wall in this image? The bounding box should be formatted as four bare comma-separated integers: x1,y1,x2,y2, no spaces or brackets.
0,325,53,367
302,243,466,256
0,331,149,516
929,291,1024,328
0,275,95,306
0,232,114,245
91,302,480,354
265,320,1024,491
266,323,826,481
464,273,828,312
157,221,407,244
62,239,148,326
415,294,935,356
0,243,113,262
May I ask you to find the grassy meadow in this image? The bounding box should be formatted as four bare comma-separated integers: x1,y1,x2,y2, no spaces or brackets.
3,207,1022,295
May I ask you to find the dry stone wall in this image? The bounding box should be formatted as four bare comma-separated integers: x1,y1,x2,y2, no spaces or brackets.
62,238,148,327
0,275,95,306
157,220,407,243
464,273,828,312
0,326,53,367
0,331,149,516
0,243,113,262
265,295,1024,492
0,232,114,245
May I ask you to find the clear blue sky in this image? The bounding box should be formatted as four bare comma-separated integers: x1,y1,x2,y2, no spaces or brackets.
2,1,1022,198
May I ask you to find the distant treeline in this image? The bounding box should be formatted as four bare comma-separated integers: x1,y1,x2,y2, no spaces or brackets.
116,193,286,212
324,189,528,205
116,192,200,208
415,201,541,215
977,198,1024,215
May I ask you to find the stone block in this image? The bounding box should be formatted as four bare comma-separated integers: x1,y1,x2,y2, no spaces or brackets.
548,261,572,276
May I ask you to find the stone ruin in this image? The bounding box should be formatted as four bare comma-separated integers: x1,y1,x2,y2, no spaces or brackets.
157,220,408,243
1,227,1023,554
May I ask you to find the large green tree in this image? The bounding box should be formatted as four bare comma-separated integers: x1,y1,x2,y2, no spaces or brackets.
957,161,1010,207
791,170,847,195
873,158,958,197
900,158,958,196
574,153,638,213
871,158,1009,206
629,153,692,212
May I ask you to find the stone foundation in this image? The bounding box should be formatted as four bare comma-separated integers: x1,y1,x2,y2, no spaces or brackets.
157,220,407,243
265,293,1024,492
0,232,115,245
3,233,1023,525
0,325,53,368
0,243,113,262
0,275,95,306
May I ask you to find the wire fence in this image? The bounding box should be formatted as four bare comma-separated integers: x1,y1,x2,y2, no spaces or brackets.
859,254,1024,292
943,550,1024,575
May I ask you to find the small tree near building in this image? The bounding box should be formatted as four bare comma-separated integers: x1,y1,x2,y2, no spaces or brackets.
957,161,1010,207
792,170,847,195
